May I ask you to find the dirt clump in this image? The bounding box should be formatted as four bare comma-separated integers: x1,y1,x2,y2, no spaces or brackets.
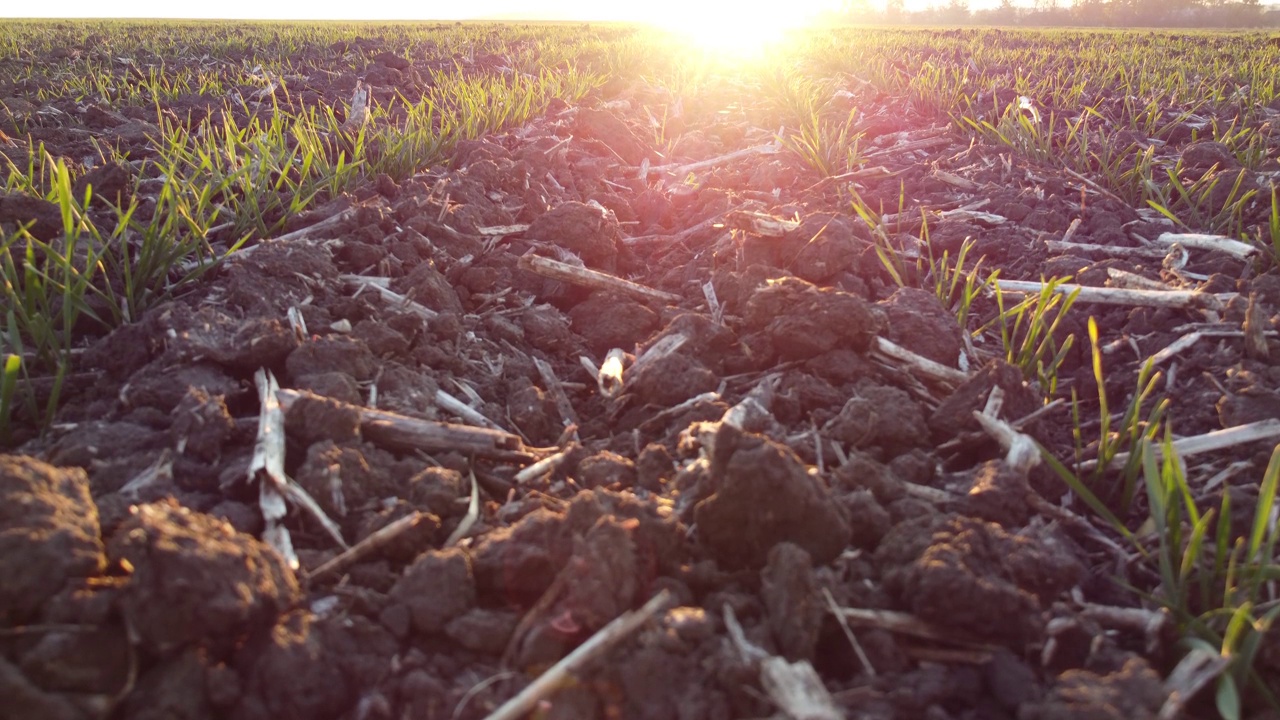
108,500,299,655
0,456,104,624
695,423,851,569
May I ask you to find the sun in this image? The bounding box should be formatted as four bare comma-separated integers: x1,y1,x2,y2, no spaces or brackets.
635,1,834,59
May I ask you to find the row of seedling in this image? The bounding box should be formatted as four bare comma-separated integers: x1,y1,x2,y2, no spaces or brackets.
861,203,1278,717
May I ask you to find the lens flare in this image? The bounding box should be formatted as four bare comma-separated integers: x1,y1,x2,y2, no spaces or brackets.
639,2,833,59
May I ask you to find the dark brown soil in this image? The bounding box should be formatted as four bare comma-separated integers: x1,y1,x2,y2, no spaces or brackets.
2,24,1280,720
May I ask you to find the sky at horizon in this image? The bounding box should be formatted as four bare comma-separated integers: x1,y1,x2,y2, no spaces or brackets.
3,0,845,21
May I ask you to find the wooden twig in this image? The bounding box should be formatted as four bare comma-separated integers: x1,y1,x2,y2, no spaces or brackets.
1082,419,1280,471
645,143,779,177
972,410,1040,475
1063,166,1127,206
1106,267,1170,291
939,208,1006,226
444,469,480,546
871,337,969,389
1158,648,1230,720
802,165,897,194
533,356,581,428
341,274,438,320
272,208,357,244
513,449,569,484
861,135,952,161
760,657,842,720
832,607,998,650
1044,240,1167,260
308,511,428,581
1145,329,1279,366
723,604,841,720
436,389,506,432
477,224,531,236
1154,232,1258,260
1059,217,1082,244
622,206,740,247
932,169,980,191
995,279,1236,310
822,588,875,678
276,388,532,462
626,333,688,382
518,254,681,305
251,370,348,566
483,591,672,720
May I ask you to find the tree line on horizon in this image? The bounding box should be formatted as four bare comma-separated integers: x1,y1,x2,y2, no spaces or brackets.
826,0,1280,27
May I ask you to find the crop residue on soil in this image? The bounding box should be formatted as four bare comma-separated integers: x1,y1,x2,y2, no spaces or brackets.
2,21,1280,720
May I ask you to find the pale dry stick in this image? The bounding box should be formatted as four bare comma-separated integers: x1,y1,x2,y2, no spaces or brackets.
822,588,875,678
802,164,896,194
1244,292,1270,361
932,169,980,191
622,204,748,247
1044,240,1168,260
702,280,724,326
723,605,842,720
860,135,952,161
726,209,801,237
1106,267,1169,291
477,224,531,236
435,389,506,432
176,208,354,274
903,481,955,504
1146,329,1278,366
1154,232,1258,261
1013,398,1067,429
268,207,358,245
340,274,438,320
513,449,569,484
994,279,1236,310
834,607,1000,650
1079,602,1169,655
308,511,428,581
760,657,843,720
1080,418,1280,472
644,143,779,178
251,369,298,569
483,591,672,720
118,449,174,501
871,198,992,235
973,408,1134,559
935,398,1066,459
871,337,969,389
721,377,778,433
1202,460,1256,494
533,356,581,428
444,469,480,546
517,254,681,306
1063,166,1128,207
980,385,1005,419
939,208,1007,226
252,371,350,561
275,388,532,462
1158,648,1230,720
627,332,688,382
285,306,309,341
636,391,722,433
1060,217,1082,244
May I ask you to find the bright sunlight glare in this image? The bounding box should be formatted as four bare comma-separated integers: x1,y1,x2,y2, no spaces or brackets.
639,1,837,59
